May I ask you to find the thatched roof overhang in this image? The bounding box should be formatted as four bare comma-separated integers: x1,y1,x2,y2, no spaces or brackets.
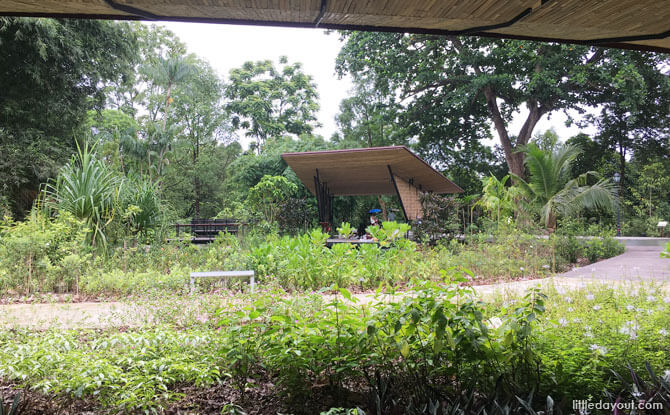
281,146,463,197
1,0,669,53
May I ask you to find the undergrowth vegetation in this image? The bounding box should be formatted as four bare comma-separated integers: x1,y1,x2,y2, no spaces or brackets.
0,216,625,295
1,279,668,414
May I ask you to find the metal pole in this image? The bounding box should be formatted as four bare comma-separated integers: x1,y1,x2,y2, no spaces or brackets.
616,190,621,237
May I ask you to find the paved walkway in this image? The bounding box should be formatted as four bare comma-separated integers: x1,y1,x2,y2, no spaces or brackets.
1,245,667,330
557,245,669,281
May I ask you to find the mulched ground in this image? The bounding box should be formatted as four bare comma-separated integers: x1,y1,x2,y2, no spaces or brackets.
1,376,368,415
1,381,99,415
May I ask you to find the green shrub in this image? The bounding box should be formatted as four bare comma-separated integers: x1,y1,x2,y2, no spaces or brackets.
600,235,625,258
217,278,546,412
553,234,582,264
583,236,624,262
437,232,555,280
0,211,89,293
0,329,225,412
1,282,668,414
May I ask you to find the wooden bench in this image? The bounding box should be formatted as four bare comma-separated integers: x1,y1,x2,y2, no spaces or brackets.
190,270,255,293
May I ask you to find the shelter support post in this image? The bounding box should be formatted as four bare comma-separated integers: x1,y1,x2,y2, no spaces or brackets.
314,169,333,232
388,165,409,222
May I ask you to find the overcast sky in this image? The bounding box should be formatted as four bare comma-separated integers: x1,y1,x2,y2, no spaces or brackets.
158,22,596,149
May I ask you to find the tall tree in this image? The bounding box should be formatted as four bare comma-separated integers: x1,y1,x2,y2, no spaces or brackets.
225,56,320,152
583,50,670,195
170,59,229,218
0,17,138,217
335,33,669,180
332,80,405,148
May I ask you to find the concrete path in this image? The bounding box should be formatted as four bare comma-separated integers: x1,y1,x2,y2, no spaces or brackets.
0,302,135,330
558,245,669,281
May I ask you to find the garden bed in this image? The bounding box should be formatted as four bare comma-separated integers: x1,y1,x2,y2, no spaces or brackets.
1,281,668,415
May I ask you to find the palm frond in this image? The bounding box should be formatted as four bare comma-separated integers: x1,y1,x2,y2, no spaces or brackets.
553,178,617,218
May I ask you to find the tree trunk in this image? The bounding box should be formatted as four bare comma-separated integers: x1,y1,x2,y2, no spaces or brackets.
483,87,524,178
483,87,547,180
194,136,201,218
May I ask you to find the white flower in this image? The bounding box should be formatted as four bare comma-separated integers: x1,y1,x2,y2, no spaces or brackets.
586,294,595,301
557,287,566,295
589,344,607,354
565,296,573,303
647,295,656,302
520,267,525,271
542,264,550,269
593,305,601,311
584,331,594,338
558,318,568,327
573,318,581,323
664,297,670,304
659,329,668,336
626,305,635,311
488,317,503,329
619,321,639,339
568,307,574,312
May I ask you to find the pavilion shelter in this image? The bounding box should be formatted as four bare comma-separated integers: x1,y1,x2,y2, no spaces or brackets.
281,146,463,229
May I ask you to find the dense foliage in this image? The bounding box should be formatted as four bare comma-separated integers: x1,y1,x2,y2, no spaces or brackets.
0,220,625,296
0,18,138,217
1,282,668,413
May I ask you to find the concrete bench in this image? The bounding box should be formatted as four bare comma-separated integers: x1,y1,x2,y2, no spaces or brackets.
190,270,255,293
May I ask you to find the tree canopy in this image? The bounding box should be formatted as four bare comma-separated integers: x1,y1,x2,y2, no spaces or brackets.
335,32,670,182
0,18,138,217
225,57,320,152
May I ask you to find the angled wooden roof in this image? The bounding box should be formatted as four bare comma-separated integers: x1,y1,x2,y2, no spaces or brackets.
1,0,669,53
282,146,463,196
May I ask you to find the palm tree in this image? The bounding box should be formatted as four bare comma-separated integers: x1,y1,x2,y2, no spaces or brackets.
150,55,194,129
512,143,617,231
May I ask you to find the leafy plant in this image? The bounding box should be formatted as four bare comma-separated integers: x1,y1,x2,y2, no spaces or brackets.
478,174,514,225
42,143,120,248
0,391,21,415
246,175,298,223
606,363,670,413
336,221,354,238
513,143,617,231
415,193,461,244
553,234,582,264
0,211,88,293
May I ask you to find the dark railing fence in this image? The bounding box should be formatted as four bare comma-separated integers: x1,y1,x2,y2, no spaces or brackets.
175,218,245,240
